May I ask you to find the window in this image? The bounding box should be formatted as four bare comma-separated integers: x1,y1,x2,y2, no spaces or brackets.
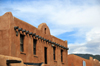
20,34,24,52
33,39,37,55
53,47,56,60
45,28,46,34
44,47,47,64
61,50,63,62
83,61,86,66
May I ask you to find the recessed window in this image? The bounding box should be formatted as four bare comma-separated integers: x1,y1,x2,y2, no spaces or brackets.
53,47,56,60
61,50,63,62
83,61,86,66
45,28,46,34
33,39,37,55
44,47,47,64
20,34,24,52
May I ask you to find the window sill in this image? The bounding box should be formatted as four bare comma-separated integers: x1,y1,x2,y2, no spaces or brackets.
43,64,48,65
20,52,26,55
34,55,38,58
61,62,64,64
54,60,57,62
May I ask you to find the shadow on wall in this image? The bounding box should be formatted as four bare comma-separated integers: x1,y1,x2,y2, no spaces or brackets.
0,54,44,66
0,54,24,66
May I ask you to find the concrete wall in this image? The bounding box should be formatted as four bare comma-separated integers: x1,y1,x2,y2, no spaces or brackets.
0,12,68,66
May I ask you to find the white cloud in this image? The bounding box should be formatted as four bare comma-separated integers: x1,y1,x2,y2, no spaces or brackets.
0,0,100,54
69,28,100,55
86,28,100,41
8,0,100,36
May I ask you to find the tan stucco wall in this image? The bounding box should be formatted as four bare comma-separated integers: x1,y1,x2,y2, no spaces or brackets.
0,55,24,66
68,54,100,66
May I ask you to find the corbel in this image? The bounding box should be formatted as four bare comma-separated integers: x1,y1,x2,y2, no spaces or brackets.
18,28,22,31
29,32,33,35
14,26,19,30
26,31,29,34
22,29,26,33
32,33,36,37
35,35,39,38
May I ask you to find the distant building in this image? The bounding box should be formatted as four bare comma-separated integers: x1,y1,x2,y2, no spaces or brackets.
0,12,69,66
68,54,100,66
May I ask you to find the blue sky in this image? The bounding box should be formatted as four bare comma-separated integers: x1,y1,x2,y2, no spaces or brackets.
57,29,86,44
0,0,100,55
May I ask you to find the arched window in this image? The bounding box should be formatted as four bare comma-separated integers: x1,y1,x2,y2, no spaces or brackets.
45,28,46,34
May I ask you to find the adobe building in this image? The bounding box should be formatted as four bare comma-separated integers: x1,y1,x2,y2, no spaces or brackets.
0,12,69,66
68,54,100,66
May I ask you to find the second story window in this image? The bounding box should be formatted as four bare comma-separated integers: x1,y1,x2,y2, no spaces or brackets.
61,50,63,62
53,47,56,60
45,28,46,34
44,47,47,64
33,39,37,55
20,34,24,52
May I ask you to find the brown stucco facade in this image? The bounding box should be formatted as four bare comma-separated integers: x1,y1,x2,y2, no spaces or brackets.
0,12,69,66
68,54,100,66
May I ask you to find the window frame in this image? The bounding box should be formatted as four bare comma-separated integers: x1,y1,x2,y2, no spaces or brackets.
83,60,86,66
53,47,56,60
45,28,46,34
61,49,63,62
20,34,24,52
33,39,37,55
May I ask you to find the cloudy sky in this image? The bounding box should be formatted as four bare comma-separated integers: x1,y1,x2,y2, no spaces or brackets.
0,0,100,55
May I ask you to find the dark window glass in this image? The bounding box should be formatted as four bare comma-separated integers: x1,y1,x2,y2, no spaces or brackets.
44,47,47,64
53,47,56,60
45,28,46,34
20,34,24,52
33,39,37,55
61,50,63,62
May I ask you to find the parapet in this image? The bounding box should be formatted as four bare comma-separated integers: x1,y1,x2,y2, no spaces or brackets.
0,54,24,66
38,23,51,35
89,57,93,61
93,59,99,63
